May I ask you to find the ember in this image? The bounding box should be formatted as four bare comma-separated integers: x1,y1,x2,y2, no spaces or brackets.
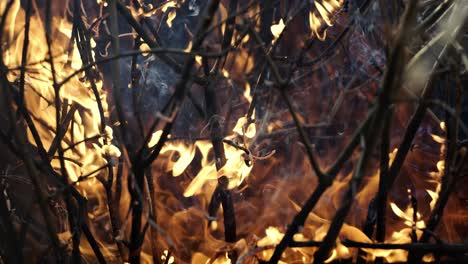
0,0,467,263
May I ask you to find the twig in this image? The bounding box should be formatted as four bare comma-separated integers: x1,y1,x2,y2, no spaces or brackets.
246,23,325,182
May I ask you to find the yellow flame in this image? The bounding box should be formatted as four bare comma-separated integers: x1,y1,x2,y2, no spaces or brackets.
148,111,258,198
161,250,175,264
270,18,285,44
161,1,177,13
140,43,151,56
426,189,439,210
308,0,343,41
96,0,108,7
436,160,445,173
167,10,177,28
2,0,118,184
315,2,333,26
309,11,326,41
440,121,446,132
257,227,285,260
390,203,426,229
243,83,252,103
233,116,256,138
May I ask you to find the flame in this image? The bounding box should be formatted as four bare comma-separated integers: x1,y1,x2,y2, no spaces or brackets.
390,202,426,230
161,1,178,13
139,43,151,56
309,12,327,41
167,10,177,28
270,19,285,44
1,0,120,259
243,83,252,103
427,121,446,210
148,109,258,197
129,1,179,21
161,250,175,264
232,116,256,139
256,227,284,260
96,0,108,7
2,0,118,183
257,226,284,247
309,0,343,40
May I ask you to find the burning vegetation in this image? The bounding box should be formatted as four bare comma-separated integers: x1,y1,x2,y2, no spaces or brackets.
0,0,467,263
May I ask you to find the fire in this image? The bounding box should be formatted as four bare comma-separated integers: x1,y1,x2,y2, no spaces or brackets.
1,0,464,263
2,0,118,183
427,121,447,209
256,227,285,261
161,249,175,264
167,10,177,28
258,226,284,247
1,0,121,260
148,110,258,197
390,201,426,230
161,1,178,13
270,19,285,44
309,0,343,40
